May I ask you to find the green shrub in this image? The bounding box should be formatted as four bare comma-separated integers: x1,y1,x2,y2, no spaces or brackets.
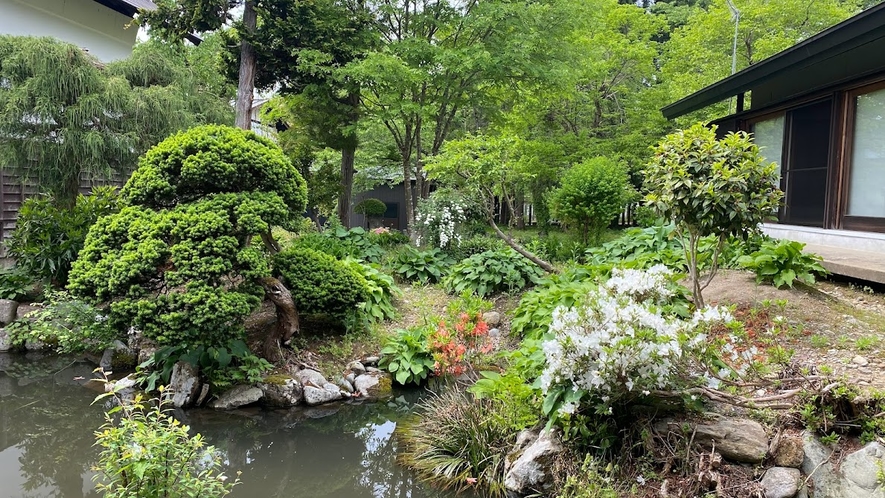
344,258,401,323
367,227,410,247
123,125,307,223
549,157,635,244
379,325,435,385
644,124,782,307
68,125,307,350
272,247,368,321
442,249,543,297
290,232,351,259
93,389,239,498
5,291,118,353
0,267,36,301
399,389,518,496
444,234,505,262
585,225,685,269
6,187,119,287
136,340,272,393
738,239,828,288
354,198,387,217
387,246,454,284
510,266,602,339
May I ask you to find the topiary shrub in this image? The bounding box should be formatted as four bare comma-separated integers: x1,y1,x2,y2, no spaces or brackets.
549,157,635,245
68,125,307,351
354,198,387,217
272,247,368,322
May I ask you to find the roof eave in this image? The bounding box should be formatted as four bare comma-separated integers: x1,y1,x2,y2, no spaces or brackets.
662,3,885,120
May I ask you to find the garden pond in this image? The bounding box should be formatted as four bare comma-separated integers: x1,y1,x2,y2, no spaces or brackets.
0,353,477,498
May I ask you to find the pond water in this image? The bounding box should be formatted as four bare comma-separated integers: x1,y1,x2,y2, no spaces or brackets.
0,353,477,498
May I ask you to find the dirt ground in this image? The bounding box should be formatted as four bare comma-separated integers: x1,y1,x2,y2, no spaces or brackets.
704,269,885,391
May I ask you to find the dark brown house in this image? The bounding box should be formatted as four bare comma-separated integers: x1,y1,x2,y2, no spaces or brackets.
663,4,885,254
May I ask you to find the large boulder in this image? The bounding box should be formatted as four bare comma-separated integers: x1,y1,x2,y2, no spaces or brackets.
0,329,10,352
657,417,768,463
0,299,18,325
15,303,38,321
503,429,565,495
210,385,264,410
801,433,885,498
168,361,201,408
259,375,303,407
303,384,342,406
353,372,392,399
840,441,885,495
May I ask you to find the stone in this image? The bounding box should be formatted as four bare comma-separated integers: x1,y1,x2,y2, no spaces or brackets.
347,360,366,374
24,338,45,351
345,372,356,384
353,372,392,398
801,432,838,497
773,435,805,468
336,377,355,393
15,303,38,321
365,366,381,373
99,340,137,372
761,467,801,498
852,355,870,367
362,356,380,366
0,329,10,352
303,385,342,406
0,299,18,325
104,375,138,403
259,375,303,408
504,429,565,495
488,328,501,338
168,361,201,408
691,418,769,463
841,441,885,493
210,385,263,410
294,368,328,388
482,311,501,326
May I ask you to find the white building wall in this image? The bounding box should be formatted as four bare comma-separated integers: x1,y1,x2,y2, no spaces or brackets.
0,0,137,61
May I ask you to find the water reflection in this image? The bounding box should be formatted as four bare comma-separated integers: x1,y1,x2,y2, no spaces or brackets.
0,353,475,498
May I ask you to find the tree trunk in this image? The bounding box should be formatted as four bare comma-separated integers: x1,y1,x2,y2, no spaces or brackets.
489,217,557,274
234,0,257,130
259,277,299,363
515,190,525,230
338,145,355,228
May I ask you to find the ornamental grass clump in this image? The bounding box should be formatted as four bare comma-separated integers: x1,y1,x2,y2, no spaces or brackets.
539,265,733,445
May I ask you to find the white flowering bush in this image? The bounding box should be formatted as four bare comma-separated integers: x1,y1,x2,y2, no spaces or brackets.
539,265,734,443
414,192,470,249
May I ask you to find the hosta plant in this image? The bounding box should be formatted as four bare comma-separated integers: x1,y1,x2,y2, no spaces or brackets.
388,246,455,284
443,249,543,297
380,326,436,386
738,239,828,288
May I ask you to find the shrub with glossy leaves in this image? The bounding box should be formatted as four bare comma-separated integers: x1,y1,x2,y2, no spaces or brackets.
68,125,307,349
7,187,119,287
442,249,543,297
272,247,368,321
550,157,635,244
644,124,782,307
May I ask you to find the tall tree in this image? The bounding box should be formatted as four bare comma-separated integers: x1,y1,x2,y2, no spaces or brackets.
141,0,258,130
254,0,377,227
0,36,233,207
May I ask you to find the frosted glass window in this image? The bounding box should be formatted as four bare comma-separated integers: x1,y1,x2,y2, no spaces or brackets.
752,115,785,180
848,88,885,218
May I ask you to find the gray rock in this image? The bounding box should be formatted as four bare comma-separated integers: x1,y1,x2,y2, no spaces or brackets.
504,429,565,494
773,435,805,468
852,355,870,367
0,299,18,325
259,376,303,407
362,356,380,366
347,360,366,374
841,441,885,492
482,311,501,326
0,329,10,352
345,372,356,384
15,303,38,321
294,368,328,388
100,340,137,372
488,328,501,338
761,467,801,498
168,361,201,408
353,372,392,398
210,385,263,410
104,375,138,403
303,385,342,405
801,432,838,497
24,338,45,351
336,377,355,393
365,366,380,373
692,418,769,463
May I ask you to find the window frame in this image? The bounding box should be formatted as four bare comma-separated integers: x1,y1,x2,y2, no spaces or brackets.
840,79,885,233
